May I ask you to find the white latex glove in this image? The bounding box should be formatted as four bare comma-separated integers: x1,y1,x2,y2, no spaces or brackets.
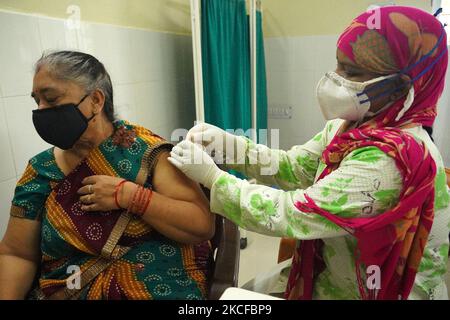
186,122,247,165
168,140,226,189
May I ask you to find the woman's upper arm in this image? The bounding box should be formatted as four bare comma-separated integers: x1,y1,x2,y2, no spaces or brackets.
11,159,51,221
0,217,41,262
151,151,210,212
1,157,50,261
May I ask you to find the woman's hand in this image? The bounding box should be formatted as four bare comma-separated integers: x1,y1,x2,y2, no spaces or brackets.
77,175,137,212
187,122,247,164
168,140,226,189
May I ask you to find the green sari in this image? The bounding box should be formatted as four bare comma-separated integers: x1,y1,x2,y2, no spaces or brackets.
11,120,212,300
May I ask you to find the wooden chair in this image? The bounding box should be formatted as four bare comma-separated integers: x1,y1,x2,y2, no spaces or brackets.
277,238,296,264
207,215,240,299
201,187,240,299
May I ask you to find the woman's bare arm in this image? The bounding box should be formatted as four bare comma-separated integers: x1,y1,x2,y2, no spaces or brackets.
0,217,41,299
122,152,215,244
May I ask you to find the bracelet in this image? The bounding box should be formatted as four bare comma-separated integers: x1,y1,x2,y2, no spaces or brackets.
127,184,140,215
114,179,128,209
135,186,145,215
128,185,154,217
129,185,142,216
142,188,153,214
137,187,151,215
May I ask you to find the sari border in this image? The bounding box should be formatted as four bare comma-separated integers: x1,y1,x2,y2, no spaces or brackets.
47,246,131,300
136,142,174,186
100,212,133,258
10,204,43,221
10,204,26,218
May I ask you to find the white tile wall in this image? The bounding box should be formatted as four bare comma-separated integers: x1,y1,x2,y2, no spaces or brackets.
292,36,317,72
80,23,136,86
37,16,79,52
314,35,340,75
0,179,16,237
0,12,42,97
3,96,52,175
266,35,338,150
134,81,165,129
0,98,16,182
114,83,139,123
434,53,450,166
265,37,293,74
129,30,168,83
0,10,195,238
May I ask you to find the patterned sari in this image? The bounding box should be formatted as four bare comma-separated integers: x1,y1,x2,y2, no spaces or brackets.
285,6,448,300
11,120,211,300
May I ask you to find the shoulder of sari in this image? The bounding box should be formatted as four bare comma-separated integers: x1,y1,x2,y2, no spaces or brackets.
11,148,63,220
29,148,65,182
125,121,168,144
114,120,174,185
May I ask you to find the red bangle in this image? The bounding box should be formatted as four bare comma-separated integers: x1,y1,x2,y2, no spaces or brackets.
127,184,140,215
141,188,153,214
135,186,145,215
125,184,153,217
131,186,153,217
138,187,148,216
114,179,128,209
131,185,143,216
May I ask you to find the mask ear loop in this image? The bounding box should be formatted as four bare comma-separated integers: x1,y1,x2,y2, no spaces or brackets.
76,93,98,122
394,42,448,121
395,85,415,122
358,42,448,109
86,112,97,122
357,26,446,105
74,93,97,122
75,94,90,108
434,7,443,17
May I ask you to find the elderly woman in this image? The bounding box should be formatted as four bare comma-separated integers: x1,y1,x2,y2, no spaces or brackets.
170,6,450,300
0,51,214,300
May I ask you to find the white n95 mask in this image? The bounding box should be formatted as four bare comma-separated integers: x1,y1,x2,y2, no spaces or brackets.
316,71,397,122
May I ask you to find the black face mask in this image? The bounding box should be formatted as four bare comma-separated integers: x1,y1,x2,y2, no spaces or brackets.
32,94,95,150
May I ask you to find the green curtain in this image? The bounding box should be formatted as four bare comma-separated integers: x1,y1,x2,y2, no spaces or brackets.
201,0,267,137
201,0,251,131
256,9,268,142
201,0,268,181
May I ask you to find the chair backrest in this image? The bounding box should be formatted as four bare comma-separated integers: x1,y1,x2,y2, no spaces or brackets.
207,215,240,299
201,187,240,300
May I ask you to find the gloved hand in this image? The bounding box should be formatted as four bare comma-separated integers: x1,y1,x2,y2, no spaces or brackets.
186,122,247,165
168,140,226,189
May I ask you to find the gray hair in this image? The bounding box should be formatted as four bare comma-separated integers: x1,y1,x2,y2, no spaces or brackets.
34,51,115,122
